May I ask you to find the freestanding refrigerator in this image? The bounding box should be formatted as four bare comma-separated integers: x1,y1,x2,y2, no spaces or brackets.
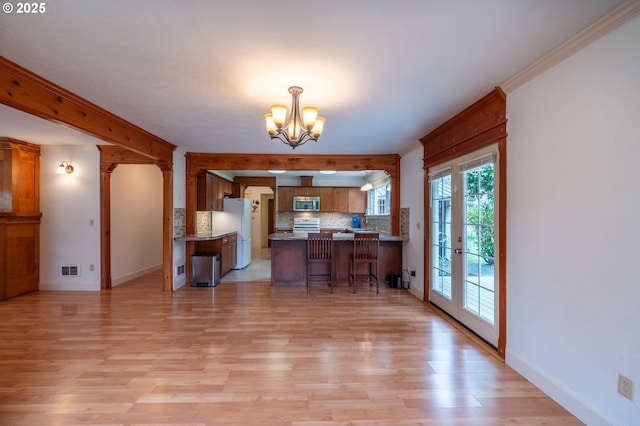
216,198,252,269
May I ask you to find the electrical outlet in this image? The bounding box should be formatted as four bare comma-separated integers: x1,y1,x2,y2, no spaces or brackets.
89,264,95,272
618,374,634,401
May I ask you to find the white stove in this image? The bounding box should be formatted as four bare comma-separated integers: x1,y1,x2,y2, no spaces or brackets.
292,217,320,233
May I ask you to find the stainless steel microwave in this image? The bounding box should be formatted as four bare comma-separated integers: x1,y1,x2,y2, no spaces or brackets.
293,196,320,212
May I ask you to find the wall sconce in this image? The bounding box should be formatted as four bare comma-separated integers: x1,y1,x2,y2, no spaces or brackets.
57,161,74,174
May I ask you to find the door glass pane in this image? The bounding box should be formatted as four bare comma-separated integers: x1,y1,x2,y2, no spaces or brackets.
463,163,495,324
431,175,452,299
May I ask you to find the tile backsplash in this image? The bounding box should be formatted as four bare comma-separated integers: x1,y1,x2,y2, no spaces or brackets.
196,211,212,234
276,212,391,233
173,208,185,237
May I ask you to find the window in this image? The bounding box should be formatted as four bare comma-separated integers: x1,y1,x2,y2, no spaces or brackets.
367,182,391,215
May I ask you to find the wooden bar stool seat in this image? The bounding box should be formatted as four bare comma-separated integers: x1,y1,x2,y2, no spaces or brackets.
307,232,334,294
349,232,379,294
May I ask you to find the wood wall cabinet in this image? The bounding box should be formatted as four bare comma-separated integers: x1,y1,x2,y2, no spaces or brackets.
348,187,367,214
276,186,365,213
277,186,294,212
197,172,236,211
0,138,41,301
332,188,349,212
293,187,320,197
319,187,334,212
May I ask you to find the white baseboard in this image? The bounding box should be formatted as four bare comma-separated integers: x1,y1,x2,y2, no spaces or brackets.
39,282,100,291
112,264,162,286
506,349,613,426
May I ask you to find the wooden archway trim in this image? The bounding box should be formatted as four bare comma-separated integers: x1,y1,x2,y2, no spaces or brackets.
184,152,401,235
98,146,173,292
233,176,277,194
420,88,507,359
0,56,175,163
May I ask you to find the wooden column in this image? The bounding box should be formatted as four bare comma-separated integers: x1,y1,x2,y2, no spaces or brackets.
160,165,173,292
99,164,116,290
99,146,174,292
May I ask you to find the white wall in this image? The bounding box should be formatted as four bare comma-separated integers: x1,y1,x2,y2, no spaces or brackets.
110,164,162,285
40,146,101,291
506,16,640,426
400,144,425,300
244,186,274,248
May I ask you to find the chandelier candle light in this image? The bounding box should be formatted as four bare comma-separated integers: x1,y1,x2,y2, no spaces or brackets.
265,86,326,149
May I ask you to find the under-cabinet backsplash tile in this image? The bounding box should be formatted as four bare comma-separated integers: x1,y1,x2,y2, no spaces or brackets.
400,207,410,238
174,208,185,237
196,211,211,234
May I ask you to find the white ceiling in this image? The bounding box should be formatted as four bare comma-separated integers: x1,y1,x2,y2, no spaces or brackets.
0,0,626,156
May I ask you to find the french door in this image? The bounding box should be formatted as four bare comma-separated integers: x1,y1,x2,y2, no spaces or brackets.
428,145,499,346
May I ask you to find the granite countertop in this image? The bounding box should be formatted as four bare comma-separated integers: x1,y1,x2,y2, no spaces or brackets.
268,231,407,242
175,229,237,241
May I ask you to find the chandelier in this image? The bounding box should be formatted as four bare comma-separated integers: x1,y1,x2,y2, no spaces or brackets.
264,86,326,149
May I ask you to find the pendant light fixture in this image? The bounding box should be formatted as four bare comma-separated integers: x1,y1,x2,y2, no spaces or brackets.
264,86,326,149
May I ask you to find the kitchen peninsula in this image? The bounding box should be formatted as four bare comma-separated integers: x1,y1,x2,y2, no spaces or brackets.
268,231,406,287
177,230,238,277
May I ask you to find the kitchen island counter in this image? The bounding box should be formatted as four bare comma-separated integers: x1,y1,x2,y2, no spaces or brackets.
268,231,405,287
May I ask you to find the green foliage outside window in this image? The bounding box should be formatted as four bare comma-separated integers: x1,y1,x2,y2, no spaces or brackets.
465,165,494,264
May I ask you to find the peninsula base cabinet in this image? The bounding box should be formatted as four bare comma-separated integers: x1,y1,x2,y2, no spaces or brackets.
193,232,238,277
270,238,402,287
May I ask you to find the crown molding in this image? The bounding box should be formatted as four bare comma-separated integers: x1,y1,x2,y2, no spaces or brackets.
501,0,640,94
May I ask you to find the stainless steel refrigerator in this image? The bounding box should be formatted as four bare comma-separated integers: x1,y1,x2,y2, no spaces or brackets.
214,198,252,269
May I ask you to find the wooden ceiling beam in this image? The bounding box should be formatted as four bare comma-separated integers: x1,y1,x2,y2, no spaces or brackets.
0,56,175,164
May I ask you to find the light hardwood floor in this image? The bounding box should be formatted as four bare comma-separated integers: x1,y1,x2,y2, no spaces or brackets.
0,271,582,425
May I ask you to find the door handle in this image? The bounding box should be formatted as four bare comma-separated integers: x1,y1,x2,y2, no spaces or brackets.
454,248,462,254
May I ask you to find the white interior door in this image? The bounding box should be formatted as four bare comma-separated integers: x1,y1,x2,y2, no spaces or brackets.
428,145,499,346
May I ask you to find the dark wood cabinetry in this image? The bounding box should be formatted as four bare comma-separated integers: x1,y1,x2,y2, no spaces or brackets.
347,187,367,214
0,138,41,301
277,186,294,212
332,187,349,213
319,187,334,212
277,185,366,213
292,187,320,197
270,237,402,286
193,232,237,277
197,172,237,211
221,233,237,274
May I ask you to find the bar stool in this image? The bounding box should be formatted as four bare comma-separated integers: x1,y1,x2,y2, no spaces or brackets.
306,232,334,294
349,232,379,294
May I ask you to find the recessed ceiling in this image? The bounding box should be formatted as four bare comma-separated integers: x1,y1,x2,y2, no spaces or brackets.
0,0,626,155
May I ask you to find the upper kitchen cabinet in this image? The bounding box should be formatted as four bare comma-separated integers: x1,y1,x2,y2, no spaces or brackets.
348,187,367,214
197,172,235,211
319,187,334,212
332,187,349,213
292,186,320,197
277,186,294,212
